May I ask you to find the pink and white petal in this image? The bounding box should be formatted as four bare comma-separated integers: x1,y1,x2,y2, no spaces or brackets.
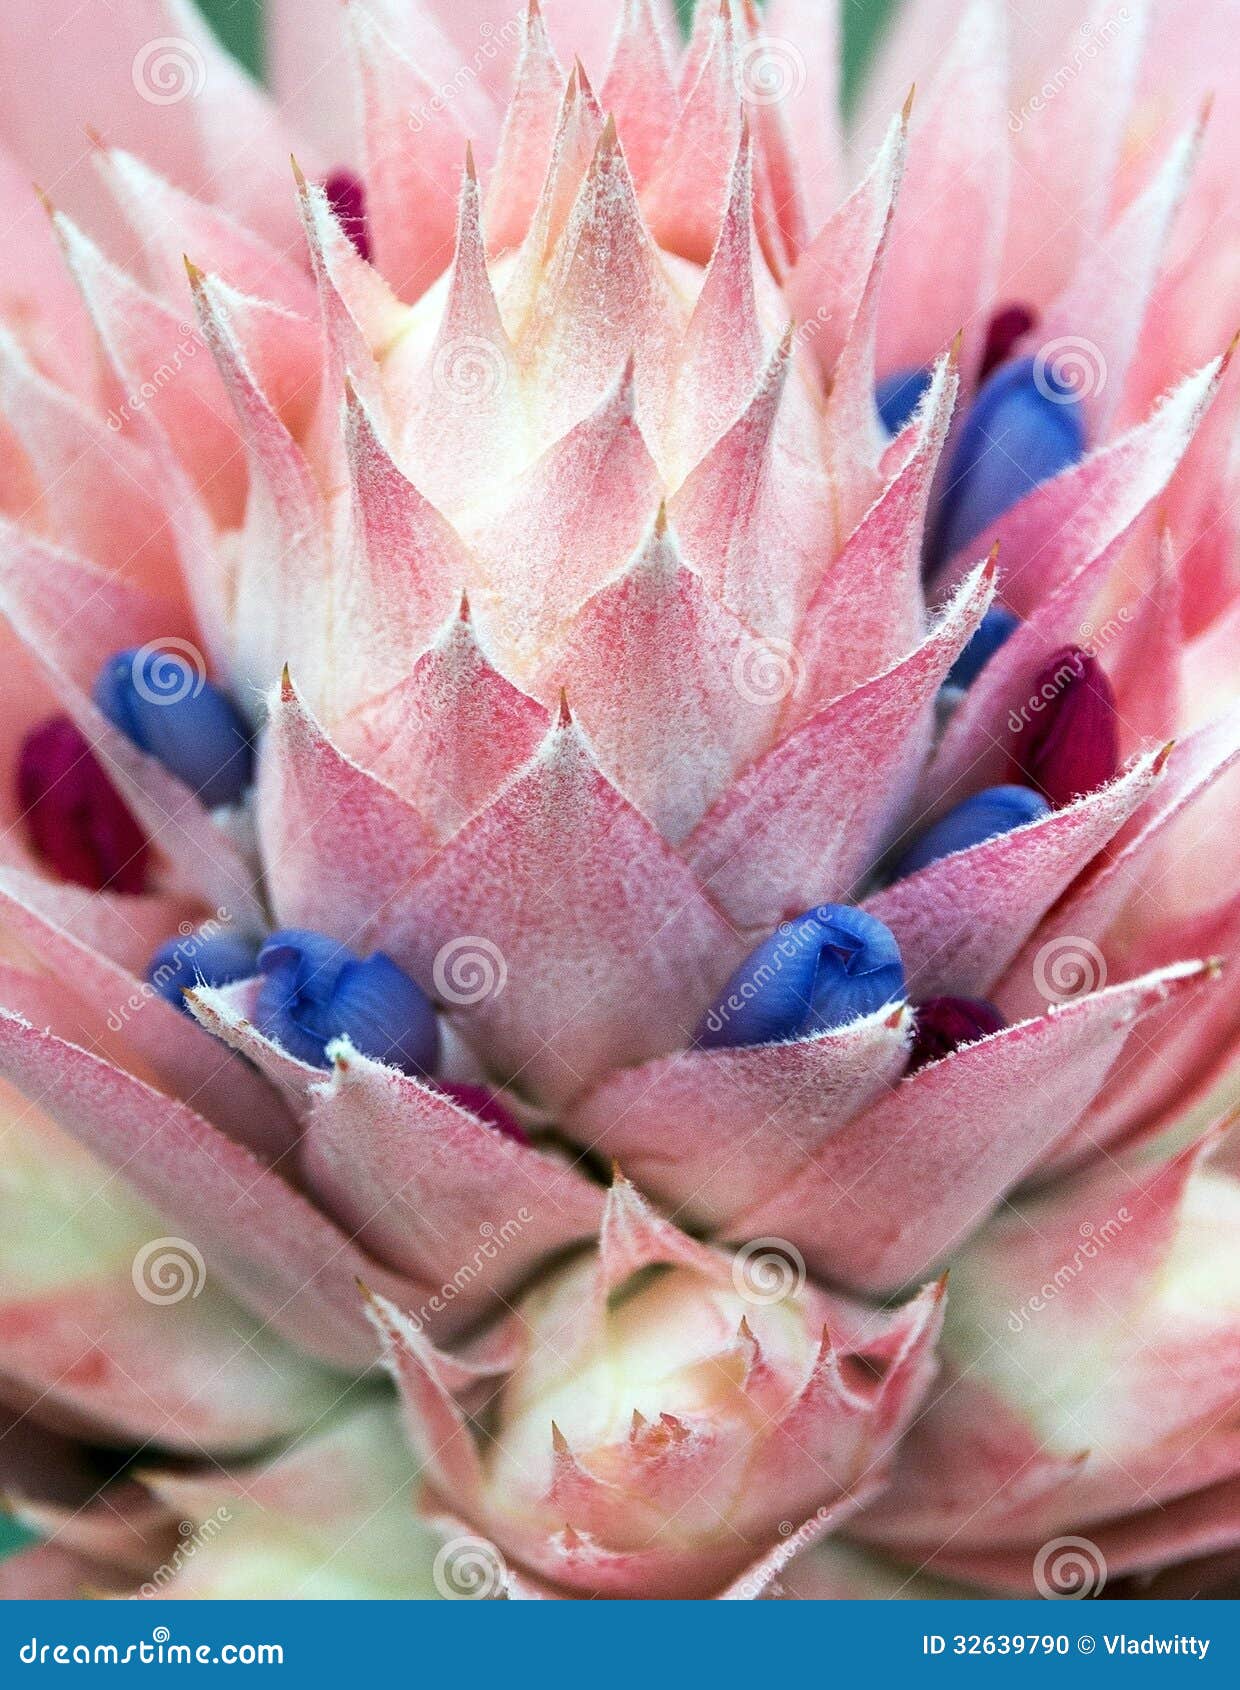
786,111,906,389
867,750,1166,1000
0,864,295,1161
0,0,305,252
936,356,1225,604
874,0,1009,385
96,147,318,320
1036,114,1201,439
257,672,437,946
54,213,246,525
349,4,474,304
726,964,1214,1294
0,147,97,400
599,0,679,190
267,0,357,166
764,0,845,234
670,338,832,642
186,264,327,706
340,600,549,836
670,128,775,476
792,350,958,711
523,119,686,451
1103,527,1184,751
484,4,567,252
300,1044,604,1301
377,714,746,1108
472,363,662,675
642,3,746,266
686,557,994,930
566,1005,914,1231
0,328,178,600
999,2,1149,310
554,512,779,844
0,1012,438,1367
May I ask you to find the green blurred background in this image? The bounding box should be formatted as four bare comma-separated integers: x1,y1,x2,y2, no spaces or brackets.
0,0,895,1567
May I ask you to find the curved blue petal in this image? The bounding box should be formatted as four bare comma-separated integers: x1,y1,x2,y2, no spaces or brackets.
696,904,905,1050
932,356,1086,565
93,647,254,809
255,929,439,1076
875,366,932,435
146,931,262,1014
946,605,1021,688
892,785,1051,879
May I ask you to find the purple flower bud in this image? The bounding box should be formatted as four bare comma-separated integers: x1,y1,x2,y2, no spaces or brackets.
93,647,253,809
946,605,1021,688
1010,646,1120,806
696,904,906,1049
932,355,1086,566
147,930,262,1014
255,929,439,1077
875,366,932,435
892,785,1051,878
908,996,1006,1072
16,716,150,894
324,169,372,261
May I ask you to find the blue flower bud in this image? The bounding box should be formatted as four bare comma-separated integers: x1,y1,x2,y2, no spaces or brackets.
932,355,1086,565
93,646,254,809
946,605,1021,688
147,930,262,1014
875,366,932,435
696,904,906,1050
892,785,1051,879
255,929,439,1076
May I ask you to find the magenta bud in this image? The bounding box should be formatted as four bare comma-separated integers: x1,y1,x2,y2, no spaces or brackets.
908,997,1006,1072
978,303,1037,381
437,1080,530,1145
17,716,150,894
323,169,371,261
1011,646,1120,806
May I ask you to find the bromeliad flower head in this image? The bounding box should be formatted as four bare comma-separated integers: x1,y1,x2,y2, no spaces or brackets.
0,0,1237,1603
